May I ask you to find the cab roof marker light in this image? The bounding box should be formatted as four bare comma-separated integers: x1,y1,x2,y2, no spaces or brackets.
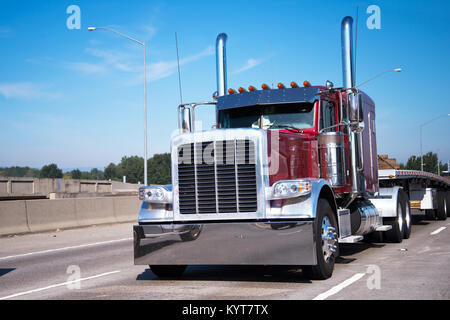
290,81,299,88
228,88,236,95
303,80,311,87
238,87,247,93
277,82,285,89
261,83,270,90
248,85,256,91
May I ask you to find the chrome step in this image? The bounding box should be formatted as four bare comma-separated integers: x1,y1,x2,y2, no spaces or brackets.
375,225,392,232
338,235,363,243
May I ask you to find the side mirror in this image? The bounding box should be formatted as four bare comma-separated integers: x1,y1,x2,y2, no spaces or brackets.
348,91,364,123
348,91,364,132
181,107,192,132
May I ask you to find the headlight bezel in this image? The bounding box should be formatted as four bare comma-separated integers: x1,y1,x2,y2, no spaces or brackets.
139,186,172,203
267,179,312,200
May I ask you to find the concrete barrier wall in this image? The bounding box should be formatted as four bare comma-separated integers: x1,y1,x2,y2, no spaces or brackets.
75,197,114,226
26,199,77,233
0,196,140,236
0,200,29,235
113,197,141,223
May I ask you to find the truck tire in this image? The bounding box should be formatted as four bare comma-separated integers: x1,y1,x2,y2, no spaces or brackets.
425,209,436,220
149,265,187,278
400,190,412,239
447,192,450,217
302,199,338,280
436,191,447,221
384,195,403,243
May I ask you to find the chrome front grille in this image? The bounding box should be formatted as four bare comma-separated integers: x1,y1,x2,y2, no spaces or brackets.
177,139,257,214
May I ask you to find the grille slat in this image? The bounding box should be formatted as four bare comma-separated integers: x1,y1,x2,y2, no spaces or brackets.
177,139,257,214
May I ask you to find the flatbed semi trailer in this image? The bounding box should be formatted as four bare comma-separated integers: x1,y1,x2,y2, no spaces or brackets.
379,169,449,220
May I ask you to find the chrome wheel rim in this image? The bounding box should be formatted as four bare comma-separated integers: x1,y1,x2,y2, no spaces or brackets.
321,216,337,262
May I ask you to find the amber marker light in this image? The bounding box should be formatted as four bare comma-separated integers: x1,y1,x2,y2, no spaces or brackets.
277,82,285,89
303,80,311,87
290,81,299,88
261,83,270,90
238,87,246,93
248,85,256,91
228,88,236,94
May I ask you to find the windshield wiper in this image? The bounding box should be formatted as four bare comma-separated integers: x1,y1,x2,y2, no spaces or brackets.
268,125,304,133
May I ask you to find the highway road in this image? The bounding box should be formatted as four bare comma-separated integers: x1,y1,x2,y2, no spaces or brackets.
0,210,449,300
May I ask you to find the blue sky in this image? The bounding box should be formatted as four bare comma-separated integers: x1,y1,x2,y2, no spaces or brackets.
0,0,449,170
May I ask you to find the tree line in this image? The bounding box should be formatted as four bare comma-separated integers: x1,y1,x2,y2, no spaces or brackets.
399,152,448,174
0,153,172,185
0,151,447,184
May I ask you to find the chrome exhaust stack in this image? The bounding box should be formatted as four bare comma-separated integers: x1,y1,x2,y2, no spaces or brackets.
341,16,365,197
216,33,228,97
341,17,354,89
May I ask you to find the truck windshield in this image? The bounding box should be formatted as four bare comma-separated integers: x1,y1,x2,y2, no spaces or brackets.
219,102,315,130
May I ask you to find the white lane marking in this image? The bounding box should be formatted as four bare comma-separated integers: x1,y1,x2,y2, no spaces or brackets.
0,237,132,261
430,227,447,235
0,270,121,300
313,273,365,300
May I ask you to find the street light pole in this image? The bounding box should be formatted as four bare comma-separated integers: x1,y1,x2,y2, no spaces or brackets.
88,27,148,186
355,68,402,88
419,114,450,172
143,42,147,186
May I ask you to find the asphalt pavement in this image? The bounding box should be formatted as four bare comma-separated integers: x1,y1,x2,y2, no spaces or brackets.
0,210,449,300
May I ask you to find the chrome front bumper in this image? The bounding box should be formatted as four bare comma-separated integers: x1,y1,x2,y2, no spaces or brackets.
134,220,316,265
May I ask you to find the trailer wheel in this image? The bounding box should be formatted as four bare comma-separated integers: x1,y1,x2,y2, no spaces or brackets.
302,199,337,280
149,265,187,278
425,209,436,220
436,191,447,221
400,191,412,239
384,196,403,243
447,192,450,217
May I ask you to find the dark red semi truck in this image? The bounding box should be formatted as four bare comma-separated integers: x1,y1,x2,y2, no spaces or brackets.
133,16,450,280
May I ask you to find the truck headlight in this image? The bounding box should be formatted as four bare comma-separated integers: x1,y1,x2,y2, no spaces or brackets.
267,180,312,199
139,186,172,203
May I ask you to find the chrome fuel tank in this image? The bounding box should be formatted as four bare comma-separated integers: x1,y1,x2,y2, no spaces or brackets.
318,132,346,187
349,199,381,235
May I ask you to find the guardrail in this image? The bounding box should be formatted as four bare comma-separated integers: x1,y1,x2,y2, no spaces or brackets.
0,196,140,236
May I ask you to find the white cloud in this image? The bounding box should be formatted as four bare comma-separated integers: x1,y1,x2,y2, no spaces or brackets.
233,58,263,74
64,47,134,75
149,46,214,81
85,48,135,72
65,62,106,74
0,82,61,100
140,25,157,40
71,44,214,82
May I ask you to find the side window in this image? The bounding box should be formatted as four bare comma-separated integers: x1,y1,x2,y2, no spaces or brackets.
320,101,336,132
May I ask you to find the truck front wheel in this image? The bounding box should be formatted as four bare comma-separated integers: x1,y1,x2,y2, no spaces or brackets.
302,199,338,280
149,265,187,278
